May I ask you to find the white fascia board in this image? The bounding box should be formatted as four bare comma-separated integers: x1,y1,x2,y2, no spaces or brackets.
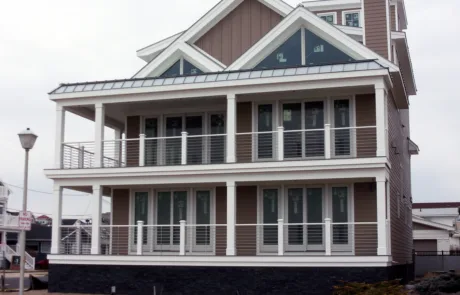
136,32,184,63
302,0,361,11
413,217,454,232
259,0,293,16
50,70,388,103
227,7,399,73
135,42,224,78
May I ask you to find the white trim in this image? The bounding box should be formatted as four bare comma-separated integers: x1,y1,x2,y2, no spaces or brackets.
317,12,338,25
49,254,391,267
136,32,184,62
302,0,361,11
412,216,454,232
257,0,293,17
227,7,398,72
341,10,361,28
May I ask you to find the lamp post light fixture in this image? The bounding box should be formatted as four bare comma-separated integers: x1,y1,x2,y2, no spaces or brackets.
17,128,37,295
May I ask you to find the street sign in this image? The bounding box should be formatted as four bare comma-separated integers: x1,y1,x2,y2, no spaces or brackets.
18,211,33,231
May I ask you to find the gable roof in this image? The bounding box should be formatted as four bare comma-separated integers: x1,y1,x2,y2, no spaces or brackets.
413,215,455,232
137,31,184,63
134,0,293,78
227,5,399,72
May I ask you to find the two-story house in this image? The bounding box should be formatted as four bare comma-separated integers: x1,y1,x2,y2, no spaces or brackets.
45,0,418,293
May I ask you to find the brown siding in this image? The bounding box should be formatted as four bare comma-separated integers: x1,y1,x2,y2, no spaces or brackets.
354,183,377,256
195,0,282,65
388,93,413,264
355,94,377,158
112,189,130,255
364,0,389,58
236,102,252,163
215,186,227,256
236,186,257,256
414,240,437,252
390,5,396,31
126,116,140,167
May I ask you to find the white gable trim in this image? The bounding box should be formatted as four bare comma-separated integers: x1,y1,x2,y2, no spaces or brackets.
136,32,184,63
413,216,454,232
227,7,399,72
135,43,224,78
189,43,226,69
259,0,292,16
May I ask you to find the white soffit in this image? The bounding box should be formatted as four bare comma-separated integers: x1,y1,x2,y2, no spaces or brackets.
227,7,399,73
302,0,361,11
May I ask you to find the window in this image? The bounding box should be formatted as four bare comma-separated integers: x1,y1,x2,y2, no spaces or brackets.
156,191,188,247
159,58,203,77
257,104,274,160
305,30,354,66
343,11,360,27
255,30,302,70
332,187,349,245
134,192,149,244
333,99,352,156
318,13,336,25
262,188,279,246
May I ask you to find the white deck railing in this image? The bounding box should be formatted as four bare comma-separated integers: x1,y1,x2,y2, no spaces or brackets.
61,126,376,169
58,220,380,257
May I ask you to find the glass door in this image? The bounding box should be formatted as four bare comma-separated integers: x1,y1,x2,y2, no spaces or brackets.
333,100,351,157
209,114,225,164
261,188,279,252
257,105,274,160
331,187,351,251
133,192,149,250
286,188,304,251
145,118,158,166
305,101,325,158
165,117,183,165
155,191,188,251
186,116,203,164
283,103,302,159
194,190,212,251
306,188,324,250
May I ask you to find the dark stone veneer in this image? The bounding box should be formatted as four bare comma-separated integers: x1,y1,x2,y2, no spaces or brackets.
49,263,413,295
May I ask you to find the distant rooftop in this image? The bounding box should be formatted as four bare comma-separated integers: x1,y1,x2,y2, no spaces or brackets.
413,202,460,209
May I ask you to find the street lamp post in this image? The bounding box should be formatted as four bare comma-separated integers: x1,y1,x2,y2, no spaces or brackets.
17,128,37,295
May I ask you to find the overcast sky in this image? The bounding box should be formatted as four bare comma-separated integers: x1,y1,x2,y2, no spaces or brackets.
0,0,458,218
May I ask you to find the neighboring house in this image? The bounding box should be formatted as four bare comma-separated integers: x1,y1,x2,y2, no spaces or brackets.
412,203,460,253
7,223,52,255
35,215,52,226
45,0,419,293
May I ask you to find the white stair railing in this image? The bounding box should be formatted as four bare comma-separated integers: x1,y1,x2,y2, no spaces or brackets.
4,245,35,270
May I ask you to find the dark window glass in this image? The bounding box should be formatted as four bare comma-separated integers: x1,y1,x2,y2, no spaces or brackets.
160,60,181,78
320,15,334,24
307,188,323,245
166,117,182,165
196,191,211,245
134,192,148,244
334,100,351,156
157,192,171,245
263,189,278,245
145,118,158,166
210,114,225,164
258,104,273,159
332,187,349,244
283,103,302,159
287,188,304,245
305,101,325,157
255,30,302,70
173,191,187,245
345,12,360,27
186,116,203,164
183,59,203,75
305,30,354,66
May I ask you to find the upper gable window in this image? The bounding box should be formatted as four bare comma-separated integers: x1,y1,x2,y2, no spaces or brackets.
305,30,354,66
254,30,302,70
159,58,203,78
343,11,360,27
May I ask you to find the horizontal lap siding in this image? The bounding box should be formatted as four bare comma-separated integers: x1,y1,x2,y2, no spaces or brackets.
388,94,413,264
364,0,389,58
236,102,252,163
354,183,377,256
236,186,257,256
355,94,377,158
215,187,227,256
126,116,140,167
391,5,396,31
112,189,130,255
195,0,282,65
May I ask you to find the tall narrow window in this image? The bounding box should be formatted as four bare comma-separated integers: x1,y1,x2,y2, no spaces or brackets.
145,118,158,166
165,117,183,165
263,189,278,245
257,104,274,159
287,188,304,245
334,100,351,156
305,101,325,157
134,192,148,244
305,30,354,66
209,114,225,164
195,191,211,245
255,30,302,70
186,116,203,164
156,191,188,246
307,188,323,245
283,103,302,159
332,187,349,245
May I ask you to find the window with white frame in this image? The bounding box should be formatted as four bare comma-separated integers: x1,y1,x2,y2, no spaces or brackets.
318,13,336,25
159,58,203,78
343,11,360,27
254,28,354,70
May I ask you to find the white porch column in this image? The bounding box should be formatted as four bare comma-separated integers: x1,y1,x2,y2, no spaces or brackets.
91,185,103,255
226,181,236,256
94,103,105,168
377,179,388,256
54,105,66,169
226,94,236,163
375,86,387,158
51,185,63,254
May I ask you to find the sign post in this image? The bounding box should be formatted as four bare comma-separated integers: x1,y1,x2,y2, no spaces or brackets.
18,211,33,231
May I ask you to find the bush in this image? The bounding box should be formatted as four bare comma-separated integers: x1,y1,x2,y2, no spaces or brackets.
415,273,460,295
333,280,408,295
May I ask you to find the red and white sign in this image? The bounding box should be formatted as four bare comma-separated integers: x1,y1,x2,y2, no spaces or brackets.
18,211,33,231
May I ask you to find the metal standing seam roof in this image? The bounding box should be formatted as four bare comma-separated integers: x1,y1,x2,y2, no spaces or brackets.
49,60,385,95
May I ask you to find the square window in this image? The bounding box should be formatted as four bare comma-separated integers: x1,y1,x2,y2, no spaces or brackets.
320,14,334,24
344,12,360,27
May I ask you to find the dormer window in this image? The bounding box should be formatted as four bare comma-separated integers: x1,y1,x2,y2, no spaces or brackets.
159,58,203,78
254,30,302,70
318,13,336,25
343,11,360,27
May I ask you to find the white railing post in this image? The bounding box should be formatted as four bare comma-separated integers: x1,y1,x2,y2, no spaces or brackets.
277,127,284,161
137,221,144,256
181,132,188,165
139,134,145,167
325,218,332,256
76,221,82,255
226,94,236,163
278,219,284,256
91,185,102,255
324,124,331,159
180,220,186,256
